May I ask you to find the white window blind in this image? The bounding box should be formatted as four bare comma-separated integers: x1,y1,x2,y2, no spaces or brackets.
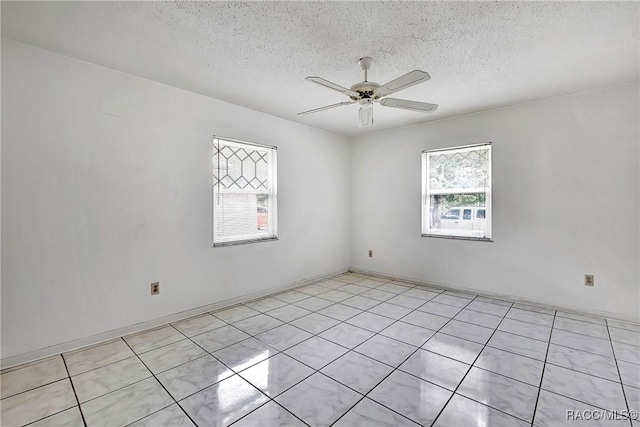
213,137,277,246
422,143,492,240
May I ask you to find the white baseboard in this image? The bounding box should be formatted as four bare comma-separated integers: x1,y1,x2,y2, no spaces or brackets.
1,268,348,370
349,267,640,324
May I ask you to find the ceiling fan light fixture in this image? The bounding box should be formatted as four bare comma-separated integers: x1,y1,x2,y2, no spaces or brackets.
358,99,373,127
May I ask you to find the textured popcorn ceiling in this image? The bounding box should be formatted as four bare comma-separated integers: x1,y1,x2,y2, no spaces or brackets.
2,1,638,136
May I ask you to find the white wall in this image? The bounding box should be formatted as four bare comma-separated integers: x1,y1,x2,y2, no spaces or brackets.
350,84,639,320
1,39,351,359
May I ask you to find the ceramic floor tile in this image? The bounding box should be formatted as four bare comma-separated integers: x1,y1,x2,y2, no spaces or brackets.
1,356,67,399
488,330,549,361
466,300,511,317
317,279,349,289
339,284,370,295
243,297,288,312
27,406,84,427
422,332,485,364
317,303,362,321
138,339,206,374
284,336,348,370
455,308,503,329
317,289,353,303
321,351,393,394
546,343,620,381
71,356,151,402
333,397,419,427
297,284,331,296
171,314,226,337
265,305,312,322
1,379,76,427
240,353,314,397
542,364,627,411
475,346,544,386
124,326,184,354
232,401,306,427
232,313,284,335
180,374,268,427
556,311,607,325
319,323,375,349
359,288,397,302
356,278,390,288
213,305,262,323
128,404,194,427
334,274,363,284
618,359,640,388
191,325,251,353
498,318,551,342
345,311,395,332
275,373,362,427
609,327,640,347
289,312,340,334
272,290,310,304
506,307,554,327
368,370,452,426
625,385,640,416
385,294,427,309
402,310,449,330
550,329,614,359
377,283,413,294
367,301,413,319
457,367,539,421
399,349,470,390
417,301,462,318
81,377,173,427
434,394,530,427
440,319,495,345
608,320,640,333
212,337,278,372
554,316,610,339
475,296,511,306
380,321,435,347
341,295,381,310
354,334,417,367
512,302,556,316
255,324,312,351
533,389,629,427
293,296,334,311
156,354,233,400
400,287,440,301
64,339,135,376
612,340,640,365
443,290,476,300
430,294,470,308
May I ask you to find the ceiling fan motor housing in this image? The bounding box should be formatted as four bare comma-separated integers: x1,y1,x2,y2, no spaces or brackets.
349,81,380,101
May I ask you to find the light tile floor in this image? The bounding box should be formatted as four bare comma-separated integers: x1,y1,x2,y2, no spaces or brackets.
2,273,639,426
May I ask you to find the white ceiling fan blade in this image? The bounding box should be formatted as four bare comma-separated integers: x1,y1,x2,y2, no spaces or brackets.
375,70,431,97
298,101,355,116
305,76,359,98
380,97,438,113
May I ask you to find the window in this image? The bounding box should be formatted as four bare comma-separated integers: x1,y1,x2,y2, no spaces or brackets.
422,143,492,240
213,137,277,246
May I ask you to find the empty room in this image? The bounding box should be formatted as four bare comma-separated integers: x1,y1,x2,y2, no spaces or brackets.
1,1,639,426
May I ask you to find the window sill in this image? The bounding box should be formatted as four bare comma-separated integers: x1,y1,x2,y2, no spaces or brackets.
421,234,493,242
212,237,278,247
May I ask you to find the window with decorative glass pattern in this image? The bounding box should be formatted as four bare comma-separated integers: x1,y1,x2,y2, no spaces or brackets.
422,143,492,240
213,137,277,246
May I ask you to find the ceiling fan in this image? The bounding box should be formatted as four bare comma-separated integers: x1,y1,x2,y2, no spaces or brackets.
298,56,438,127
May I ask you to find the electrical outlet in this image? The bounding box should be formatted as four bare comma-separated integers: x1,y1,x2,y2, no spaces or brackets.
584,275,594,287
368,249,373,258
151,282,160,295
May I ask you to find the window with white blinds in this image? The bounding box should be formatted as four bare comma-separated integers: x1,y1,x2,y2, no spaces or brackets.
213,137,277,246
422,143,492,240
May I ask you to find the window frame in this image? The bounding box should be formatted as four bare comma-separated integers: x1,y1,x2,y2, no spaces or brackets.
212,136,278,247
421,142,492,242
